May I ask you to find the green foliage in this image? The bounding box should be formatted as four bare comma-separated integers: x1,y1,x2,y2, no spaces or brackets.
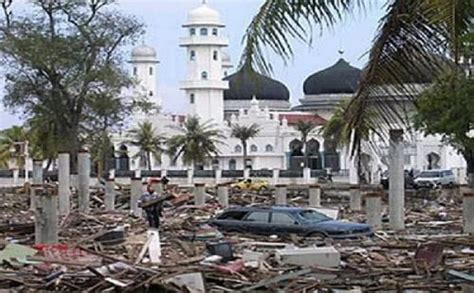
167,116,224,167
0,0,146,158
0,126,28,169
414,73,474,175
231,123,260,168
128,121,166,171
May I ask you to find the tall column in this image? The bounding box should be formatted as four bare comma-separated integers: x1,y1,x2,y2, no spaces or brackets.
30,159,43,210
215,169,222,185
187,168,194,185
58,153,71,215
389,129,404,230
275,184,287,205
78,151,91,214
194,183,206,206
12,168,19,186
244,168,250,179
308,184,321,207
350,184,362,211
217,183,229,208
303,167,311,184
105,178,115,211
130,177,142,217
35,188,58,244
365,193,382,230
463,192,474,234
272,168,279,186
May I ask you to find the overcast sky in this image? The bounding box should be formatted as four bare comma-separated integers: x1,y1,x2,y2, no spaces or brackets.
0,0,386,129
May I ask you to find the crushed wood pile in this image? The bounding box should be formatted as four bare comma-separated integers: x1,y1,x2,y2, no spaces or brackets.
0,184,473,292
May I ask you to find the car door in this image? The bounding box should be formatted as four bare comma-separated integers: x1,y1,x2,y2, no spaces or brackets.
242,211,271,235
269,212,304,235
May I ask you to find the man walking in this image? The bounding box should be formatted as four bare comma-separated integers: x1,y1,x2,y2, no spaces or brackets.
139,185,162,229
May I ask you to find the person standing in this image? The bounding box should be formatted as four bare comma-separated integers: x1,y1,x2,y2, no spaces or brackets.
139,185,162,228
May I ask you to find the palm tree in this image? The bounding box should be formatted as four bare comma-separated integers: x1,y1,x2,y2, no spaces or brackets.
167,116,225,169
0,126,28,169
128,121,165,171
231,123,260,169
294,120,317,168
321,99,379,182
241,1,471,148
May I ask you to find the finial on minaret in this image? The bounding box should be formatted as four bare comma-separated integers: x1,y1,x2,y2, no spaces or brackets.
338,49,344,57
202,0,207,4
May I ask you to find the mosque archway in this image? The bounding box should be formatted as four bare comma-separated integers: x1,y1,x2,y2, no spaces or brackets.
307,138,322,170
229,159,236,170
323,138,340,172
117,145,130,171
289,139,304,170
427,152,441,170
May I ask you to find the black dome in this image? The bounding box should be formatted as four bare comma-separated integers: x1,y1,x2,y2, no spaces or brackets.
304,58,361,95
224,66,289,101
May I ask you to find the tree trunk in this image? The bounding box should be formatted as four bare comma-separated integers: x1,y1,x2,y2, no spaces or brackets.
242,140,247,170
147,151,151,171
463,149,474,188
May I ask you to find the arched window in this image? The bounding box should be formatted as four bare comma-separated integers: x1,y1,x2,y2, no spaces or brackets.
212,28,218,36
190,50,196,61
213,51,218,61
190,93,195,104
250,144,258,153
149,91,153,97
200,28,208,36
265,144,273,152
229,159,236,170
223,71,228,77
201,71,208,80
234,145,242,153
149,67,153,75
133,67,137,76
190,28,196,36
118,145,129,171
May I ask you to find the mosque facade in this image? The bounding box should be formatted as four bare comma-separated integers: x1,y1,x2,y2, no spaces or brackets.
112,2,468,184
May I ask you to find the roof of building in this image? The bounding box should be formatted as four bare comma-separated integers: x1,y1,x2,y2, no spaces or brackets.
279,113,327,126
303,58,361,95
184,3,223,27
223,65,290,101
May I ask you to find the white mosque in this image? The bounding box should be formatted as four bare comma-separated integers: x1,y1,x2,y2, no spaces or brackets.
111,2,468,184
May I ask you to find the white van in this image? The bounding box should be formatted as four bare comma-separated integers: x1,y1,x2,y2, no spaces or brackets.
414,169,456,188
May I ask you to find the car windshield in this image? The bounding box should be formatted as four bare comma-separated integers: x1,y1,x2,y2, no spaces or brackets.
298,210,331,222
418,171,440,178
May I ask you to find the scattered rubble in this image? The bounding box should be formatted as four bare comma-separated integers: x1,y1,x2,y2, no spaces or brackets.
0,184,473,292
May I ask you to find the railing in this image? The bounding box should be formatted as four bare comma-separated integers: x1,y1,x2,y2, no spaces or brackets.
279,170,303,178
250,169,273,178
222,170,244,178
194,170,215,178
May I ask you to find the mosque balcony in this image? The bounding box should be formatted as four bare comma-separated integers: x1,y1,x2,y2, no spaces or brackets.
180,79,229,90
179,36,229,47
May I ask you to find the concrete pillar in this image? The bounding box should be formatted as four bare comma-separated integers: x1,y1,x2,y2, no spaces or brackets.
217,183,229,208
463,192,474,234
30,160,43,210
105,178,115,211
303,167,311,184
130,177,142,216
308,184,321,207
350,184,362,211
349,157,358,185
12,168,19,186
58,153,70,215
187,168,194,185
272,168,279,186
244,168,250,179
275,184,287,205
389,129,405,230
194,183,206,206
365,192,382,230
215,169,222,185
77,151,91,214
35,187,58,244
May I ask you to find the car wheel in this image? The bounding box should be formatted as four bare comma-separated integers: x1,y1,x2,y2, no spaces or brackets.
307,232,327,240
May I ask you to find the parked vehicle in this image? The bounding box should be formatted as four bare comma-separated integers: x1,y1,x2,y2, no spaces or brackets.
380,170,415,189
208,206,372,239
414,169,456,188
231,178,268,192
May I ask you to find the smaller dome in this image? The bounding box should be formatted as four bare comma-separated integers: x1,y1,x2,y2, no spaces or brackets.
131,44,156,58
185,3,223,27
304,58,361,95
